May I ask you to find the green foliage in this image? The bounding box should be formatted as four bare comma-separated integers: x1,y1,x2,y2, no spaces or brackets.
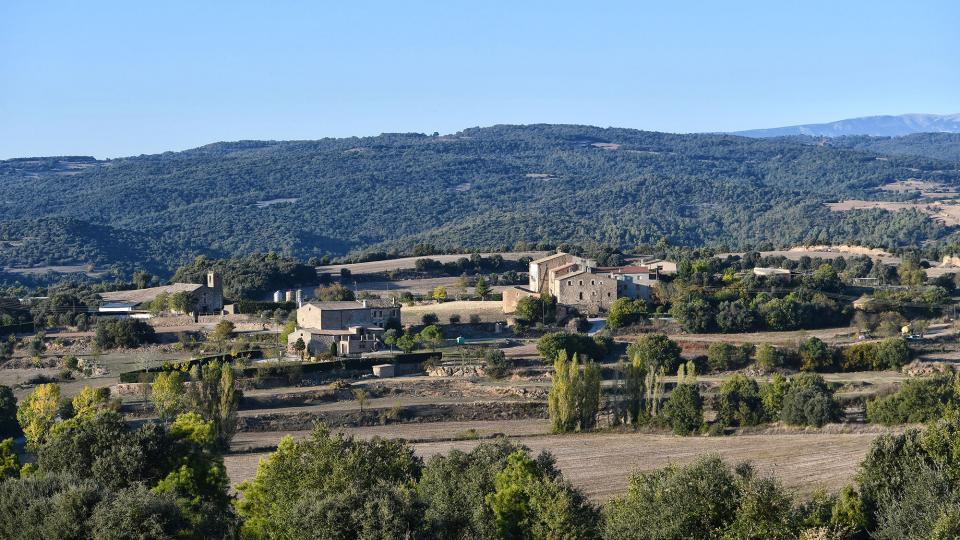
799,337,836,372
417,324,445,350
515,294,557,326
16,383,60,449
706,342,755,372
866,376,954,425
754,343,780,371
626,333,682,374
152,371,187,420
0,385,17,438
94,318,156,349
172,253,316,300
714,374,766,428
604,455,797,539
0,438,19,480
484,349,510,379
548,352,602,433
537,331,604,363
662,383,703,435
779,373,842,427
185,361,239,449
606,298,647,329
235,425,423,539
841,337,911,371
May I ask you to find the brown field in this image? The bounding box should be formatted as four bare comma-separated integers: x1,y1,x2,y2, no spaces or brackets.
353,276,511,297
317,251,547,275
225,425,893,501
827,199,960,226
400,300,506,324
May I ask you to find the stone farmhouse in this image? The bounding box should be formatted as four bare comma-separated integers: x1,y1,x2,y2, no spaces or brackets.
503,252,665,316
287,299,400,357
99,272,224,315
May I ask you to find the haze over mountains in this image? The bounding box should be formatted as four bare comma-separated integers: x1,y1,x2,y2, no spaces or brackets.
3,124,960,278
734,113,960,138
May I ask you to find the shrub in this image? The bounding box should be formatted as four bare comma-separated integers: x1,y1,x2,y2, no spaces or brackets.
707,342,755,372
484,349,510,379
627,333,682,373
866,376,954,425
448,314,461,324
607,298,647,329
662,383,703,435
468,314,481,324
841,337,910,371
714,375,766,427
799,337,836,372
95,319,156,350
421,313,439,325
779,373,842,427
754,343,780,371
536,332,603,363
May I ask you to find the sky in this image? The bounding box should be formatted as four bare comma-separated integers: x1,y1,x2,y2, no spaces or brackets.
1,0,958,159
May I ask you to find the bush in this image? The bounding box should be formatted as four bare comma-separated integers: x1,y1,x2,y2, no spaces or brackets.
707,342,755,372
662,383,703,435
468,314,481,324
484,349,510,379
866,376,954,425
841,337,910,371
607,298,647,329
448,314,461,324
754,343,780,371
94,319,156,350
536,332,604,362
421,313,439,325
799,337,836,372
779,373,841,427
714,375,766,427
627,333,682,373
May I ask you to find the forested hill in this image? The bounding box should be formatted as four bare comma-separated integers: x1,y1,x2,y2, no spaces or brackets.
783,133,960,163
2,124,960,275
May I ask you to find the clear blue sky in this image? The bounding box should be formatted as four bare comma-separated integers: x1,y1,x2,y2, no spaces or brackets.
2,0,958,159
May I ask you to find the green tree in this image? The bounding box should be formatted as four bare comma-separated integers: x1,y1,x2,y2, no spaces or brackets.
396,330,418,353
475,276,491,299
714,374,766,427
186,361,239,448
0,437,20,479
292,337,306,359
485,349,510,379
537,331,603,363
779,373,842,427
754,343,780,371
799,337,834,372
418,324,445,350
607,298,647,329
432,286,448,303
0,385,17,438
210,320,235,352
627,333,682,374
151,371,187,421
89,484,188,540
663,381,703,435
168,291,196,314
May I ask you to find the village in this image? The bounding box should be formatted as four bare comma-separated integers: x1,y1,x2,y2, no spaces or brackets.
3,243,960,505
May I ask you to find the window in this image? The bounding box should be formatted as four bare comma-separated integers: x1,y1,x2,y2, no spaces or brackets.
568,280,572,286
578,292,583,300
607,292,612,297
591,280,595,286
579,280,583,286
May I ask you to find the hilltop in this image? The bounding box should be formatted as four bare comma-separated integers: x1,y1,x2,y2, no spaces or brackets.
2,124,960,275
734,113,960,138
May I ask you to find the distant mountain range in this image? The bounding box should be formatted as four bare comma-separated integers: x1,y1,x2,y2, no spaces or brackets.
734,113,960,138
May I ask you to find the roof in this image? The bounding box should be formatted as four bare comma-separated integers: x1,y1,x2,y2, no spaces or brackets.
550,263,581,277
304,299,397,310
531,252,570,265
599,266,650,275
100,283,203,305
297,326,383,336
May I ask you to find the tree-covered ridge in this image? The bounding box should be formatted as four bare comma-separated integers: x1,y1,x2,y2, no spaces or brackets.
2,124,960,271
784,133,960,163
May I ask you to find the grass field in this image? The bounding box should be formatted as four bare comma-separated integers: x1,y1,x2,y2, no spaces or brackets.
401,300,506,324
224,422,893,501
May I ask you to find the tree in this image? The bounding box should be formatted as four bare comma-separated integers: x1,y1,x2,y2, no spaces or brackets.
132,271,153,289
670,294,715,333
714,375,766,427
799,337,834,372
484,349,510,379
89,484,188,540
210,320,235,351
418,325,445,350
707,342,754,372
537,331,603,363
396,330,418,353
475,276,491,300
779,373,841,427
352,388,369,414
151,371,187,420
607,298,647,329
627,333,682,373
0,437,20,479
548,352,602,433
186,361,239,448
69,386,111,421
236,425,422,539
383,328,398,351
486,450,599,540
168,291,195,314
17,383,60,449
0,385,17,438
432,286,448,303
755,343,780,371
292,337,306,359
663,381,703,435
95,319,156,349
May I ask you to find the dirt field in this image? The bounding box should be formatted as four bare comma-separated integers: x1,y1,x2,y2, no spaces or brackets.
827,199,960,226
317,252,547,275
401,300,506,324
225,426,892,501
353,277,511,296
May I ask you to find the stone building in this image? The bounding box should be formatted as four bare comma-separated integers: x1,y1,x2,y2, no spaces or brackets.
99,272,224,315
503,252,666,316
287,299,400,357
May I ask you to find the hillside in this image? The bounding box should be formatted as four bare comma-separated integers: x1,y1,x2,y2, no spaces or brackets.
811,133,960,163
734,113,960,138
2,124,960,275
